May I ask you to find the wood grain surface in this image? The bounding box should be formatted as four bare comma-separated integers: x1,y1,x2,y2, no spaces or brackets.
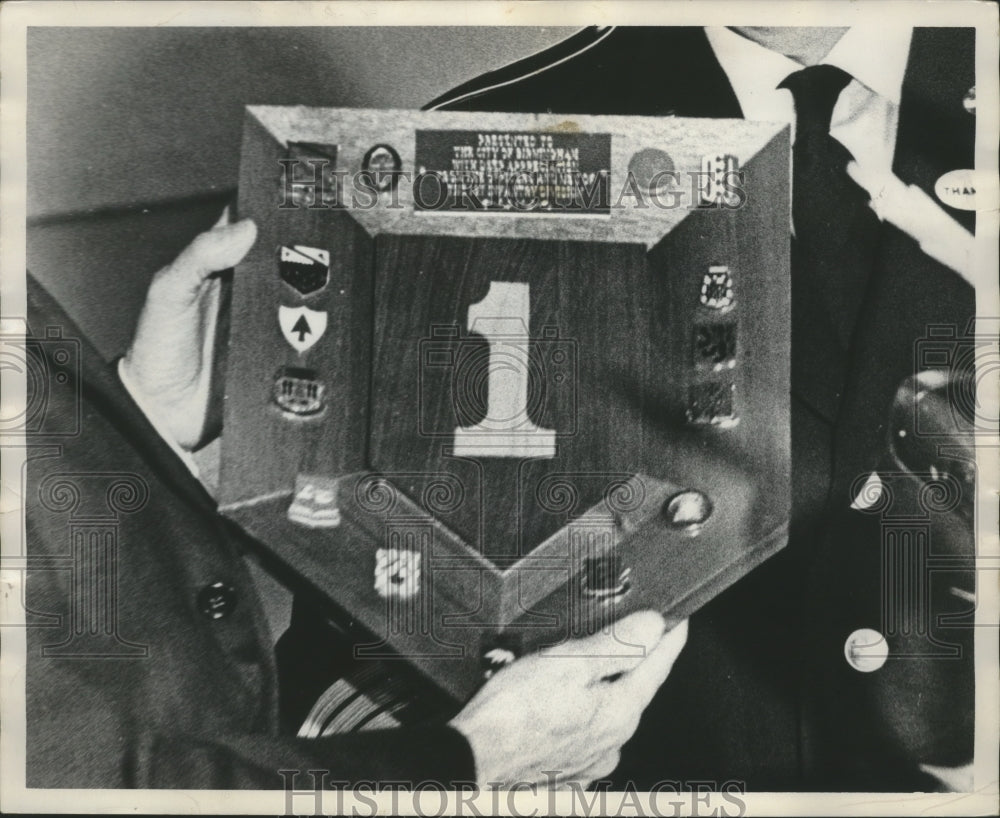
221,107,790,700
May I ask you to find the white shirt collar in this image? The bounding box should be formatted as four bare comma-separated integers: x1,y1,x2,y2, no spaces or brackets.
705,26,800,124
704,26,915,231
823,26,912,104
704,26,912,120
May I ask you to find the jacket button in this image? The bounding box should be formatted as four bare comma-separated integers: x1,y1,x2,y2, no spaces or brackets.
843,628,888,672
197,582,237,620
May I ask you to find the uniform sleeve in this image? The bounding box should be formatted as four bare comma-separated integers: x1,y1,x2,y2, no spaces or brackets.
136,727,477,789
23,273,478,791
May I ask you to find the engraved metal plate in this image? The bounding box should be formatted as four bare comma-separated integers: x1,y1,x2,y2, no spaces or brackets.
414,129,611,214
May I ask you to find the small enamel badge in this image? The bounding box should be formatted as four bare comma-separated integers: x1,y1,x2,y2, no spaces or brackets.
482,649,516,679
273,366,326,417
700,154,740,207
686,381,739,428
374,548,421,600
582,553,632,603
700,265,734,310
279,245,330,295
287,474,340,528
279,305,327,354
694,322,737,371
283,143,339,208
481,633,520,680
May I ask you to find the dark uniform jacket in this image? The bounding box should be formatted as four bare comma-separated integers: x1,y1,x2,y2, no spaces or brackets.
24,276,475,788
426,26,977,790
24,25,976,793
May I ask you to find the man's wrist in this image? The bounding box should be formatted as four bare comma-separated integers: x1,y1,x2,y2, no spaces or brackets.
117,356,201,479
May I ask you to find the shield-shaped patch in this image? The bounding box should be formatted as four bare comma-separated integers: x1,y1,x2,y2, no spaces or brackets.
279,245,330,295
278,305,328,354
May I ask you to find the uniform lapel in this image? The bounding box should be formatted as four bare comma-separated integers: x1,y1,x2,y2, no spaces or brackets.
831,27,976,494
891,28,976,228
428,26,743,118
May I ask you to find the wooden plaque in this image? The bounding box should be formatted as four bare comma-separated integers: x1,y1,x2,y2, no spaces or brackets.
220,106,791,701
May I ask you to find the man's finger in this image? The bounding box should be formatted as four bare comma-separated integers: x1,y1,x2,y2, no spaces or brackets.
551,611,665,681
617,618,688,703
165,218,257,294
577,749,621,783
846,162,974,284
544,750,622,790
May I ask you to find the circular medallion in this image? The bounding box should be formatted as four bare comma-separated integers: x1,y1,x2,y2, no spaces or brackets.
362,143,402,192
662,490,713,535
628,148,676,195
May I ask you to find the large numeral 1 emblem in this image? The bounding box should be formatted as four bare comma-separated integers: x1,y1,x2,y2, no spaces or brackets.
453,281,556,458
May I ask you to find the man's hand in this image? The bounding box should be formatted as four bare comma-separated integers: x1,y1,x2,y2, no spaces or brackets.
121,211,257,450
450,612,688,790
846,161,976,286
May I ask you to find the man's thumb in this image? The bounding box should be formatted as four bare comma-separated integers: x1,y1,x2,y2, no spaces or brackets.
164,217,257,295
555,610,666,681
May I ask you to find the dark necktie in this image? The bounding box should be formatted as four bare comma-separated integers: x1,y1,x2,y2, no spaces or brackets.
778,64,882,422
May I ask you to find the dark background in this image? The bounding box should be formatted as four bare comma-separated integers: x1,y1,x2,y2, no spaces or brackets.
26,26,573,358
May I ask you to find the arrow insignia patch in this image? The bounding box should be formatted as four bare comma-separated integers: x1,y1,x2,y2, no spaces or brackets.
279,305,328,354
